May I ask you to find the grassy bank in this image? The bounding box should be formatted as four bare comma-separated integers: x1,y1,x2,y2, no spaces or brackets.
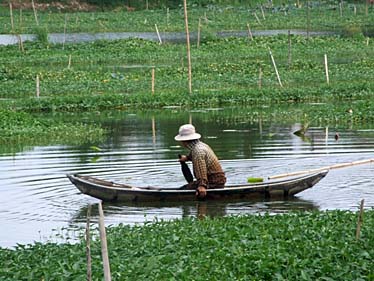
0,1,373,34
1,210,373,280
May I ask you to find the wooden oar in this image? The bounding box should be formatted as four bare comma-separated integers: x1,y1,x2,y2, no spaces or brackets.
269,158,374,180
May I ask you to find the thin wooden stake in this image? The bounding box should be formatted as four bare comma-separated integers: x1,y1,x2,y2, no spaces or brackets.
31,0,39,26
269,159,374,179
307,1,310,40
353,4,357,15
324,54,330,85
9,2,14,33
253,12,261,25
68,55,72,69
355,199,365,240
151,67,155,94
183,0,192,94
247,23,253,41
325,127,329,143
152,116,156,144
339,2,343,17
146,0,149,10
365,0,368,16
367,38,370,46
260,6,266,20
19,9,23,30
166,8,170,26
258,65,262,89
197,17,201,48
155,24,162,44
98,202,111,281
269,48,283,87
36,75,40,98
86,205,92,281
17,34,24,53
288,30,292,67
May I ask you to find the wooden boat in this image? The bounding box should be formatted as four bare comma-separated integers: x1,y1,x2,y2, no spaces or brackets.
67,170,328,202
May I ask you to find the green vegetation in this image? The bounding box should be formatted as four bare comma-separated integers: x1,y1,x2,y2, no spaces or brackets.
1,210,373,280
0,1,373,34
0,1,373,149
1,35,373,123
0,110,105,152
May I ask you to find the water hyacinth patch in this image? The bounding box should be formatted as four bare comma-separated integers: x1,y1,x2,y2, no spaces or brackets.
0,210,373,280
0,110,105,152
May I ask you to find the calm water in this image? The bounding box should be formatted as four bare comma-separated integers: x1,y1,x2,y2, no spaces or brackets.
1,107,373,248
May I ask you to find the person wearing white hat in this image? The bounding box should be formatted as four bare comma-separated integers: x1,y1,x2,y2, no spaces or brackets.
175,124,226,199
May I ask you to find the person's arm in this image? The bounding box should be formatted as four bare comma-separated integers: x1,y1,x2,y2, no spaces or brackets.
192,154,208,198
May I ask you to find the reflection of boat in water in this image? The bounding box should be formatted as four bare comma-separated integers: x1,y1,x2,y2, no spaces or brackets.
67,170,328,202
70,197,319,226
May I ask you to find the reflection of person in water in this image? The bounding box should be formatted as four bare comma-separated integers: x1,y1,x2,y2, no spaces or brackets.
181,201,227,220
175,124,226,199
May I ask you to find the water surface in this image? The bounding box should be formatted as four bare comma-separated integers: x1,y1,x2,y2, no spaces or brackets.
1,107,373,248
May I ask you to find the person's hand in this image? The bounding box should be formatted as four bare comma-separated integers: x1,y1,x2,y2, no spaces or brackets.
178,154,188,162
196,186,207,199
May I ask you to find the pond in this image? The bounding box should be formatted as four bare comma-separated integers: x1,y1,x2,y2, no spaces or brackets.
1,106,373,248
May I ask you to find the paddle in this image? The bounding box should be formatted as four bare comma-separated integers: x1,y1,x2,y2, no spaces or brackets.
178,154,194,183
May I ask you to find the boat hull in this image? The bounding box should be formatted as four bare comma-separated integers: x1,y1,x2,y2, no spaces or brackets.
67,170,328,202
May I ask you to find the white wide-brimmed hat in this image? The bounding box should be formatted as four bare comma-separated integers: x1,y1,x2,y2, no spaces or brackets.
174,124,201,141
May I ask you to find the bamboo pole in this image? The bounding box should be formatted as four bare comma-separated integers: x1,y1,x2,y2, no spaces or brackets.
355,199,365,240
183,0,192,94
324,54,330,84
151,67,155,95
269,48,283,87
68,54,71,69
86,205,92,281
36,75,40,98
365,0,368,16
325,127,329,143
155,24,162,44
307,1,310,40
269,159,374,179
19,9,23,30
152,116,156,144
339,2,343,17
98,202,111,281
17,34,24,53
288,30,292,67
260,6,266,20
353,4,357,15
9,2,14,33
31,0,39,26
367,38,370,46
146,0,149,10
166,8,170,26
247,23,253,41
197,17,201,48
253,12,261,25
258,65,262,89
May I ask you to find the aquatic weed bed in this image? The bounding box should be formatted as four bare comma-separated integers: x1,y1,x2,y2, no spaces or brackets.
0,36,373,104
0,1,373,34
0,110,105,149
0,210,373,280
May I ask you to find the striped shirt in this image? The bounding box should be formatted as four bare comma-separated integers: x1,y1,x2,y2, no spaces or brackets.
185,140,226,188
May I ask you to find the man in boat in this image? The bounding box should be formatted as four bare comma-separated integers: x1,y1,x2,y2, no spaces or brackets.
175,124,226,199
